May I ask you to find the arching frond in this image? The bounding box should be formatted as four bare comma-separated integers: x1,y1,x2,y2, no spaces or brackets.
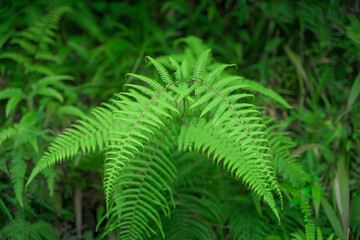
264,117,307,187
26,104,115,188
103,126,177,240
28,42,289,239
178,119,280,220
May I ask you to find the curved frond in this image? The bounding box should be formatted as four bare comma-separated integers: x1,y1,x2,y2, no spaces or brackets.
265,118,307,187
29,43,289,238
103,127,177,239
26,104,115,188
179,119,280,220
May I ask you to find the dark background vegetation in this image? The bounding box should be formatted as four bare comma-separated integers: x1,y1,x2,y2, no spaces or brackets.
0,0,359,239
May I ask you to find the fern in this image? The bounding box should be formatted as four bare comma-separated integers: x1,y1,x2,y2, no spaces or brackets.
228,203,271,240
0,7,69,75
27,39,292,238
300,195,316,240
101,123,178,239
0,218,57,240
178,118,280,218
9,148,26,208
157,187,222,240
26,104,115,186
264,117,307,187
0,126,16,146
0,113,49,207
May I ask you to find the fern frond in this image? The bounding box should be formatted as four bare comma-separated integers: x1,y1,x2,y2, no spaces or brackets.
17,7,70,52
31,75,74,92
291,229,307,240
0,88,25,100
174,36,209,57
104,76,180,208
264,117,307,187
9,148,26,208
179,120,280,220
173,152,212,187
300,196,316,240
0,219,57,240
1,7,70,75
103,127,177,239
193,49,212,81
237,78,293,109
0,53,32,68
26,104,115,188
28,44,287,238
0,126,16,146
228,204,271,240
155,187,222,240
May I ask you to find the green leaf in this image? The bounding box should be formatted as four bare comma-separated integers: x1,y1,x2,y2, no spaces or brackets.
10,149,26,208
193,49,211,80
0,88,25,100
0,52,32,66
36,87,63,102
346,72,360,111
333,161,349,236
290,197,301,207
28,64,54,75
311,185,321,218
0,198,13,222
0,30,14,49
240,78,292,109
6,96,23,117
321,197,346,240
265,38,283,52
316,227,323,240
346,15,360,47
58,105,85,119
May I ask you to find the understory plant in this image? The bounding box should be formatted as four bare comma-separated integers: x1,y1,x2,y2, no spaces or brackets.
23,37,308,239
1,1,359,239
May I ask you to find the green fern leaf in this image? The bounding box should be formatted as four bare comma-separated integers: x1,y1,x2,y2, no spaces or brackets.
193,49,211,81
9,149,26,208
103,129,177,239
26,104,115,188
229,204,271,240
28,43,289,238
0,219,57,240
0,126,16,146
239,78,292,109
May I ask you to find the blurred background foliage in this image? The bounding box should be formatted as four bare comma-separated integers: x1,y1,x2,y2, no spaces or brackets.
0,0,359,239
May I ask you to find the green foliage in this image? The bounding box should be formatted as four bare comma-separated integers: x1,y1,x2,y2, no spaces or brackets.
0,218,57,240
27,40,289,238
1,1,359,240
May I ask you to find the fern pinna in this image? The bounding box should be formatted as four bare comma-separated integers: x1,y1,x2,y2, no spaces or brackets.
27,39,288,239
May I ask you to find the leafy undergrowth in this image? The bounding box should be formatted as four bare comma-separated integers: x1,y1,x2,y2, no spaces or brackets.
0,1,359,240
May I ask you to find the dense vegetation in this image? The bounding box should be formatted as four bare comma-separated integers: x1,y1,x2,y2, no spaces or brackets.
0,1,359,239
